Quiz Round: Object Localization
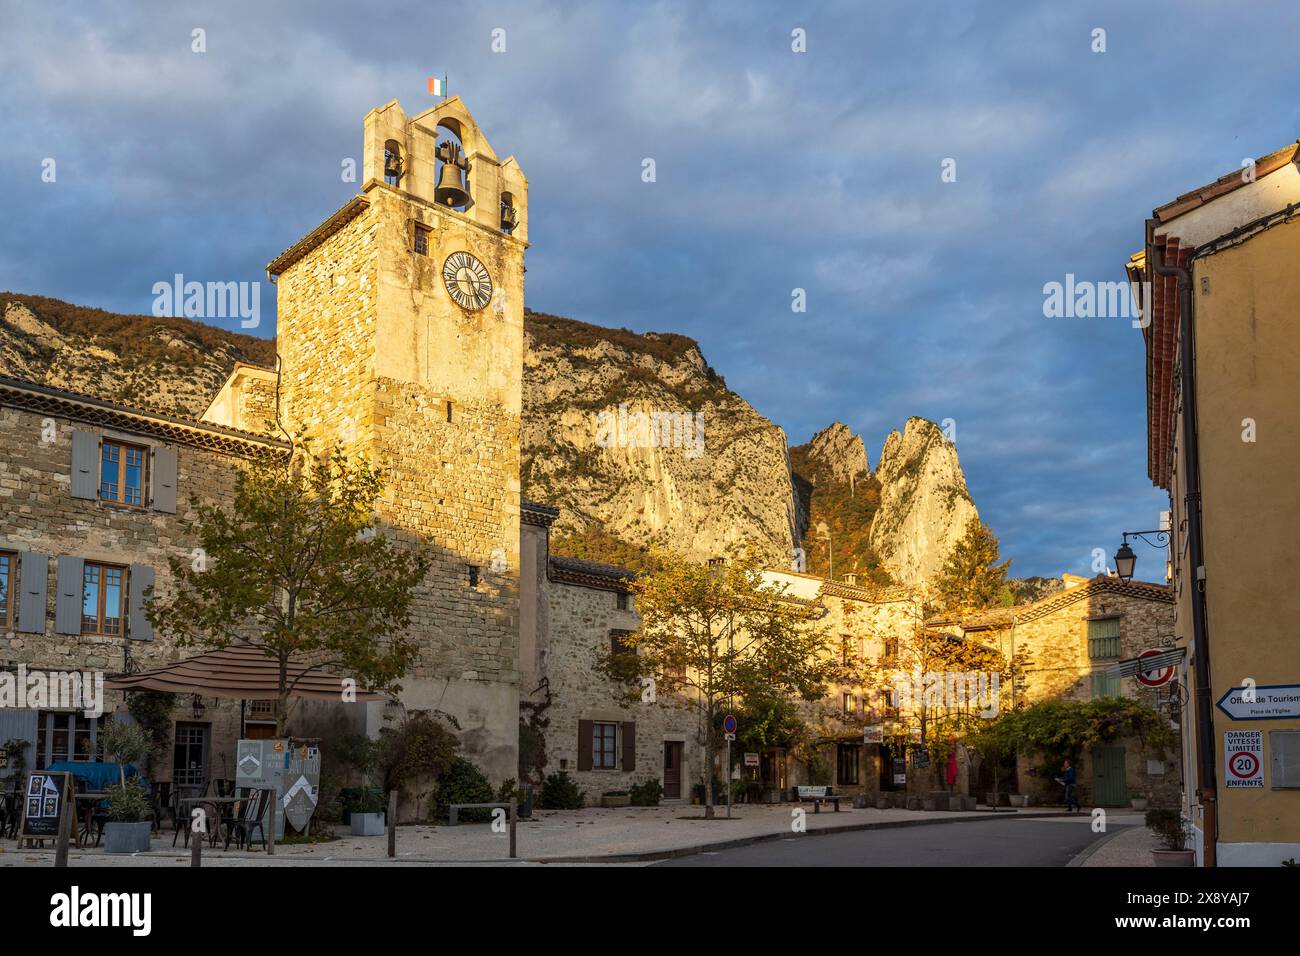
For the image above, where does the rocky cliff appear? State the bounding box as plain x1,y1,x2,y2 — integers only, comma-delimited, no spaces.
0,293,982,583
869,417,978,585
523,311,798,567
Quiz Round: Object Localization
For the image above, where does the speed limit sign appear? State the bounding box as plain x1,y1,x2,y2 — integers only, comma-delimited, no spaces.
1224,730,1264,788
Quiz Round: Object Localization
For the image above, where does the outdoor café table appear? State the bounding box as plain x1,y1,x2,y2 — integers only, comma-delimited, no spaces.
177,796,240,847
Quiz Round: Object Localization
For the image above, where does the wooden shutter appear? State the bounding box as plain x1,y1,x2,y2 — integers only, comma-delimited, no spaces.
621,721,636,771
16,552,48,633
577,719,594,771
0,710,38,780
128,565,155,641
151,446,178,513
54,555,84,635
70,431,100,500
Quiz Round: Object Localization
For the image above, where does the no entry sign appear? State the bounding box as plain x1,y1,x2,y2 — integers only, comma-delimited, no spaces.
1136,648,1174,687
1224,730,1264,788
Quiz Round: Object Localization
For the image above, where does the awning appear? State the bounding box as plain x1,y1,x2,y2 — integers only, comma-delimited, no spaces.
104,643,391,702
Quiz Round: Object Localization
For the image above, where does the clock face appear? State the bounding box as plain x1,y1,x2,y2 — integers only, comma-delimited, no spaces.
442,251,493,311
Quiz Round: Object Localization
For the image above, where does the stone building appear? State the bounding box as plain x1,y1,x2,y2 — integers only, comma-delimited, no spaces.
928,572,1181,807
1125,142,1300,865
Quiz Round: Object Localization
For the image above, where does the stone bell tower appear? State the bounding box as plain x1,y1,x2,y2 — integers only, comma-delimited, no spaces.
267,98,529,782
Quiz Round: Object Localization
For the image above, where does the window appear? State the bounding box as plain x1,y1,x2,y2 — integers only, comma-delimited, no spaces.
82,562,125,635
100,439,147,505
882,636,898,664
615,591,630,611
467,565,479,588
1088,617,1122,660
592,721,617,769
445,400,454,423
412,223,430,255
36,712,99,768
0,551,12,628
837,743,860,786
879,689,899,719
841,635,851,664
842,692,858,715
1091,670,1121,699
609,629,634,656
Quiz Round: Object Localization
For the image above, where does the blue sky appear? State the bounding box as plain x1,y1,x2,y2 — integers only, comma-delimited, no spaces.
3,0,1297,578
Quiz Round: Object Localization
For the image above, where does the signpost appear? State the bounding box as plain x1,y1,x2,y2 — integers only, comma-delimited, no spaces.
864,725,883,745
1224,730,1264,788
722,715,737,818
1216,684,1300,721
744,753,759,768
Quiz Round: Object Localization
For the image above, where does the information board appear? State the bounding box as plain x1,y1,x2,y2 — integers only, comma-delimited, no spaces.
19,771,72,840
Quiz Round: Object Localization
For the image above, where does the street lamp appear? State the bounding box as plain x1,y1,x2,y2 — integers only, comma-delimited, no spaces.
1113,530,1169,582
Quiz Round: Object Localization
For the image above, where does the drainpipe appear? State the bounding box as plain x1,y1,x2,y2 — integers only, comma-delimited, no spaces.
1149,231,1217,867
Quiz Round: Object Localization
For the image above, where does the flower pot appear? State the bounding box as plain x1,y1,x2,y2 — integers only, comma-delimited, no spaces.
1008,794,1029,808
1151,849,1195,867
947,795,964,811
875,794,891,810
601,794,631,808
103,820,152,854
350,812,386,836
1130,798,1148,811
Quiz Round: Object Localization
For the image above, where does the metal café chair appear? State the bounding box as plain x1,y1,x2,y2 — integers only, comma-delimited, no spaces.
171,784,202,847
225,788,270,852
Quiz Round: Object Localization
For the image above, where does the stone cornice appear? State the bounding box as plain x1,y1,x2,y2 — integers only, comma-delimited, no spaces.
266,195,371,278
0,376,289,460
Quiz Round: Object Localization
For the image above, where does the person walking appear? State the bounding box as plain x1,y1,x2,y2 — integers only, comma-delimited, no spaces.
1058,759,1079,812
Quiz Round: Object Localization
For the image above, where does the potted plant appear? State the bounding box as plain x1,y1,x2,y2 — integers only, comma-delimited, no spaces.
629,779,663,806
1130,791,1149,811
1146,808,1195,866
601,789,631,808
1007,793,1029,808
99,720,153,853
335,737,387,835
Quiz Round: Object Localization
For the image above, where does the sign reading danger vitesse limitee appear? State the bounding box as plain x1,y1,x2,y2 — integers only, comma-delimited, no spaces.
1224,730,1264,788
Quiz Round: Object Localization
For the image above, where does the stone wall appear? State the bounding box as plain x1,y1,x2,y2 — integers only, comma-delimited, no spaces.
0,402,255,783
533,572,700,803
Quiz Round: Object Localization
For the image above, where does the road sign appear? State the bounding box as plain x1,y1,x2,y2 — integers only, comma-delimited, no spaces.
722,714,737,734
724,732,736,742
744,753,759,767
1135,648,1174,687
1216,684,1300,721
864,725,884,745
1224,730,1263,788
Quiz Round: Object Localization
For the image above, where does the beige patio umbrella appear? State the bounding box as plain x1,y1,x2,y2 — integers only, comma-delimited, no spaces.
105,642,391,702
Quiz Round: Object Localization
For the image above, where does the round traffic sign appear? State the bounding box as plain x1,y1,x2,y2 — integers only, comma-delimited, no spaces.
1228,751,1259,779
722,714,737,734
1136,648,1174,687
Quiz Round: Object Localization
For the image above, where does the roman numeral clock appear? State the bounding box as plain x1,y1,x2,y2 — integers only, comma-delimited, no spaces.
443,251,493,310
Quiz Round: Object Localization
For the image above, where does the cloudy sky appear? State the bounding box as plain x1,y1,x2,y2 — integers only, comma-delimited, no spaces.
3,0,1296,578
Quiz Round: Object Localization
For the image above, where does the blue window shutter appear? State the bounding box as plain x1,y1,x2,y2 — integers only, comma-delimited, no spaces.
0,710,38,780
152,446,177,513
54,555,84,635
70,431,100,500
128,565,155,641
16,552,48,633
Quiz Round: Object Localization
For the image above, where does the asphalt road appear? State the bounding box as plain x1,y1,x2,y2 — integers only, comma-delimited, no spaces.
654,815,1131,867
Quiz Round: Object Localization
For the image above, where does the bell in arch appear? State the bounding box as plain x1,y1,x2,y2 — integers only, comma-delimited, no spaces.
435,140,471,208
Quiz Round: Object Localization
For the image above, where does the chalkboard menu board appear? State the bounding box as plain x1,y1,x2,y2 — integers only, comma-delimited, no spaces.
911,749,930,769
19,771,72,839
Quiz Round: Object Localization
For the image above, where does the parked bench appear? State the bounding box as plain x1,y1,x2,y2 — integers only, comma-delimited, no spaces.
793,785,842,813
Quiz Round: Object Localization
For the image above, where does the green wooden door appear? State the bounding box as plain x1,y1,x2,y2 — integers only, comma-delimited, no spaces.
1091,746,1127,806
